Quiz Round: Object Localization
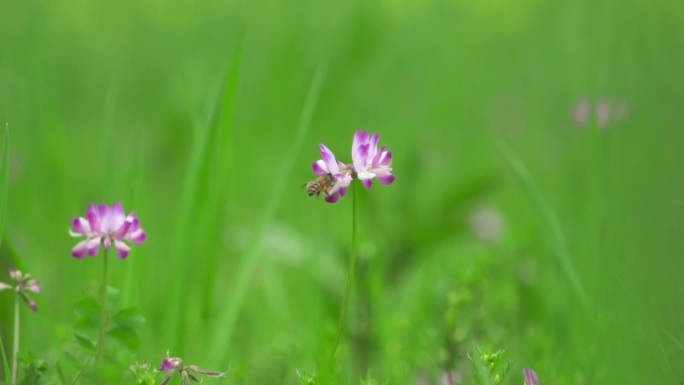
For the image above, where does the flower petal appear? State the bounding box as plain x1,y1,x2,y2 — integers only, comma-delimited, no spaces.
109,202,126,231
72,240,91,258
338,186,348,197
116,220,132,239
319,144,340,174
352,131,369,153
87,204,102,233
161,357,182,371
27,298,38,312
72,217,90,234
9,269,22,281
103,236,112,250
312,160,329,175
523,369,539,385
115,240,131,259
128,229,147,244
324,191,340,203
127,215,141,232
371,149,391,168
376,174,396,185
0,282,12,291
354,143,370,166
26,279,41,293
86,238,101,256
368,133,379,158
357,170,375,180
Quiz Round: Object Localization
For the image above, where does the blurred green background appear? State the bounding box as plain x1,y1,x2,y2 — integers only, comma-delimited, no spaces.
1,0,683,383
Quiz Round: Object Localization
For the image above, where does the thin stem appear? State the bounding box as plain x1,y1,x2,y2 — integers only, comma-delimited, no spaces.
332,181,358,357
11,294,19,384
98,248,109,364
70,354,95,385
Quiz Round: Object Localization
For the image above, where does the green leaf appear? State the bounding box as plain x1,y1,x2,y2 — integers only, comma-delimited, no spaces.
18,355,49,385
55,362,67,385
112,306,146,328
107,326,140,354
74,297,100,318
73,334,96,351
106,286,120,310
62,352,85,370
0,334,12,385
0,125,9,249
73,316,99,342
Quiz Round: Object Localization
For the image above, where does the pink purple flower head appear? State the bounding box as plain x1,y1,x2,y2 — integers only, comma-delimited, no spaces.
573,98,590,127
160,356,182,371
523,368,539,385
70,203,146,259
158,353,227,385
352,130,395,189
0,269,42,312
572,97,629,131
311,144,353,203
307,131,395,203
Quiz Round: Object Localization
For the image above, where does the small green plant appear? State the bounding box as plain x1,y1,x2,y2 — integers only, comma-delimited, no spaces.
17,352,52,385
296,369,319,385
359,372,388,385
468,348,511,385
65,288,145,383
125,361,156,385
0,269,42,384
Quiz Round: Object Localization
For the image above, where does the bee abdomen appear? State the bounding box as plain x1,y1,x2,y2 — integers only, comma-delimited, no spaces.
306,181,321,196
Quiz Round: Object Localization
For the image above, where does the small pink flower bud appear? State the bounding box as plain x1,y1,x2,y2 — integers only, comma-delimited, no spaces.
523,368,539,385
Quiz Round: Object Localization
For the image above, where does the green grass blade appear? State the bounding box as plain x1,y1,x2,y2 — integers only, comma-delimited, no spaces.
469,345,492,385
0,125,9,249
206,63,326,364
662,327,684,353
0,334,12,385
101,77,119,201
198,35,243,316
500,145,588,309
165,39,244,350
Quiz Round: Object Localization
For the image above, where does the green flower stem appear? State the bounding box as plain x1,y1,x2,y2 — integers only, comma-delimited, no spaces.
11,293,19,384
98,248,109,364
332,181,358,357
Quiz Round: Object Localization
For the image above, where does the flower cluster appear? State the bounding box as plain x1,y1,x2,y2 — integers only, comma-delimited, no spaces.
573,97,628,131
0,269,42,312
158,354,227,385
69,203,146,259
307,131,395,203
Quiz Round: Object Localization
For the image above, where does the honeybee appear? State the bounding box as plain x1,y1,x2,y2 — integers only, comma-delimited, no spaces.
305,173,336,197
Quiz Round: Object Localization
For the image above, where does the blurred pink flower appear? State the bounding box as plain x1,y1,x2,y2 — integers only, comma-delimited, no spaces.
573,97,629,131
0,269,42,312
70,203,146,259
351,130,395,189
573,98,590,127
158,352,226,385
523,368,539,385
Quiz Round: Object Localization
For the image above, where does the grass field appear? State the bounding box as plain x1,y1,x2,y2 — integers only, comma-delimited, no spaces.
0,1,683,384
